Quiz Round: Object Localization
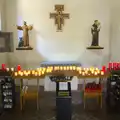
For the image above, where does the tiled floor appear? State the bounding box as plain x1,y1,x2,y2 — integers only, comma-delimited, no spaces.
0,89,120,120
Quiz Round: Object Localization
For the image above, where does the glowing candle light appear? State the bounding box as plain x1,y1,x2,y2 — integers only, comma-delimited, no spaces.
95,68,99,71
25,73,28,76
15,72,18,76
54,66,57,71
94,72,98,75
37,68,40,71
28,70,30,74
35,72,38,76
32,70,35,74
90,67,92,71
97,70,100,74
50,66,53,70
82,72,85,76
79,71,82,74
39,68,42,71
23,70,26,75
60,66,63,70
101,71,104,75
91,67,95,71
86,68,89,71
42,71,44,74
46,68,49,73
21,72,23,76
85,70,88,74
42,68,45,72
63,66,66,70
70,66,72,70
91,70,94,74
18,71,21,75
38,72,41,76
11,68,14,71
73,66,76,70
6,68,9,71
77,67,81,71
83,68,86,70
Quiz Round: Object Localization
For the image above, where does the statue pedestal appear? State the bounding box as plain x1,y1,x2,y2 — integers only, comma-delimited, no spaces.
87,46,104,49
16,47,33,50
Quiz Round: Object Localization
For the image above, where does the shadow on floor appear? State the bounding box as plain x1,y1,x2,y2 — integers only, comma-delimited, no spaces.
0,90,120,120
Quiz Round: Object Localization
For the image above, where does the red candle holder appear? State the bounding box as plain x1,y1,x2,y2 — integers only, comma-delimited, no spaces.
1,64,6,70
102,66,106,73
17,65,21,71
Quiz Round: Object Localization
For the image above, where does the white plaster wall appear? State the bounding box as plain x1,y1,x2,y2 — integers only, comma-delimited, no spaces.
109,0,120,62
0,0,9,66
5,0,110,90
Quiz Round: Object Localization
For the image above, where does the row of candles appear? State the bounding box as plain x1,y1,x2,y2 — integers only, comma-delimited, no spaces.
1,64,105,76
13,66,105,77
1,62,120,72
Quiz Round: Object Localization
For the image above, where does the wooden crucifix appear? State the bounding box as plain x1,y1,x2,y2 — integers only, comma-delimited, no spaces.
50,5,70,31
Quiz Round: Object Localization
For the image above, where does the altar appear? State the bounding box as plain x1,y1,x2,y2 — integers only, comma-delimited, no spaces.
40,61,81,91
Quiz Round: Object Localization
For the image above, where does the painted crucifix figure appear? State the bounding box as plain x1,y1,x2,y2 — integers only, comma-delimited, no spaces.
17,21,33,47
50,5,70,31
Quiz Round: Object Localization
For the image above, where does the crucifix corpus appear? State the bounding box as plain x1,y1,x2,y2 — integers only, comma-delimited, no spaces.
50,5,70,31
16,21,33,50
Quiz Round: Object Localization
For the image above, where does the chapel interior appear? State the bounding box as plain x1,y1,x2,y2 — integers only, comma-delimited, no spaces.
0,0,120,120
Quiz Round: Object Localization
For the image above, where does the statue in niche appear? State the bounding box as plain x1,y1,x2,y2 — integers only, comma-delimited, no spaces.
16,21,33,50
87,20,104,49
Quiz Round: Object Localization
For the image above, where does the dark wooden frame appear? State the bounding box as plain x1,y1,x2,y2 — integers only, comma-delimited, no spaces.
0,32,13,52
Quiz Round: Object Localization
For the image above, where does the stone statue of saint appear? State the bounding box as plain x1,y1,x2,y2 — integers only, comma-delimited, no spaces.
17,21,33,47
91,20,101,46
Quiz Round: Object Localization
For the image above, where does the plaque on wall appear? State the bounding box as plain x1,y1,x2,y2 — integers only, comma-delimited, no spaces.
0,32,14,52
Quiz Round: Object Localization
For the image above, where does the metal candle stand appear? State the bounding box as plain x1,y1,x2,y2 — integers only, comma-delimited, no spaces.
0,63,110,120
106,70,120,110
0,70,15,112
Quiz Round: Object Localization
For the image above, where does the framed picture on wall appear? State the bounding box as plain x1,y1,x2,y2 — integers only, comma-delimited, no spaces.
0,32,13,52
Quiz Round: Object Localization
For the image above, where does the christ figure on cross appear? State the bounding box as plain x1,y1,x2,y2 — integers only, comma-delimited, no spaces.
17,21,33,47
50,5,70,31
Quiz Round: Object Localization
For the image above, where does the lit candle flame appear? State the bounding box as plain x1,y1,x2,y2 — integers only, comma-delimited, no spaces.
6,68,9,71
32,70,35,74
70,66,72,70
21,72,23,76
11,68,14,71
15,72,17,76
67,66,69,70
63,66,66,70
101,71,104,75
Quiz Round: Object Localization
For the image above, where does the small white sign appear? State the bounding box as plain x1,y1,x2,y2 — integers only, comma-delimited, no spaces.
59,82,68,90
111,82,116,85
